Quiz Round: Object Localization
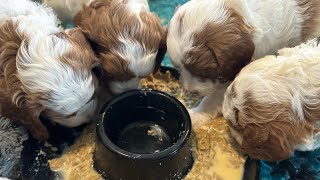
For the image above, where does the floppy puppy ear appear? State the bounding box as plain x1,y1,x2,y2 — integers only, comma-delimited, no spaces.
0,20,49,141
185,9,255,82
24,105,49,141
1,96,49,140
72,2,110,46
184,43,220,80
73,0,110,27
234,91,316,161
100,53,134,81
72,5,93,28
153,29,167,74
240,122,295,161
210,32,254,81
239,119,314,161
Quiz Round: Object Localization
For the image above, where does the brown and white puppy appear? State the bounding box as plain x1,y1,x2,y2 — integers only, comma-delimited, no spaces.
222,37,320,161
73,0,167,94
0,0,99,140
167,0,320,126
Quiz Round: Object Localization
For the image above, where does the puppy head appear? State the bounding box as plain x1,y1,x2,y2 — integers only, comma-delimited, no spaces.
167,0,254,96
16,28,100,127
222,76,314,161
73,0,167,94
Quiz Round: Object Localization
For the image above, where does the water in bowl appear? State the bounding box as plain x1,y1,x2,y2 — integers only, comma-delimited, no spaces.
118,121,172,154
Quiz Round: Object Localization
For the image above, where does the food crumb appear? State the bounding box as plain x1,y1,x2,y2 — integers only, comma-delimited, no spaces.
147,129,155,136
51,147,58,152
38,149,46,156
44,141,53,148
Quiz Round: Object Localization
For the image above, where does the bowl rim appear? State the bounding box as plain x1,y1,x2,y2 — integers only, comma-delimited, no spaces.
96,89,192,160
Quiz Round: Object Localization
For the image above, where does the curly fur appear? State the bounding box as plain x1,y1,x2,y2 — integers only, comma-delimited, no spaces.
0,0,99,140
167,0,320,123
73,0,167,94
222,37,320,161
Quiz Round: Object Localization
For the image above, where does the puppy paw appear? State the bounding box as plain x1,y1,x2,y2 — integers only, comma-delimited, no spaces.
188,111,213,129
189,106,221,119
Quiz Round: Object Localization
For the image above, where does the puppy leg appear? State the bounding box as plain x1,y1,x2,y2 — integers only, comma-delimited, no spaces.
188,87,226,128
188,110,212,129
191,86,226,117
191,95,222,117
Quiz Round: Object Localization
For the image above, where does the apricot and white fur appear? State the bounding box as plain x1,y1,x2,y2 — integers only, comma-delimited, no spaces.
0,0,99,140
167,0,320,127
222,37,320,161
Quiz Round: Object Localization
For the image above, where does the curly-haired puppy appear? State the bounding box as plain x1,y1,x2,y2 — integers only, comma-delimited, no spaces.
73,0,167,94
167,0,320,126
222,37,320,161
0,0,99,140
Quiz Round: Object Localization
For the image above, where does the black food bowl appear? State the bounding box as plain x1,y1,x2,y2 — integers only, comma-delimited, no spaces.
94,89,194,180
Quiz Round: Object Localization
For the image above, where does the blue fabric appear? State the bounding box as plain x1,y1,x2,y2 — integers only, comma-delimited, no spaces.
260,149,320,180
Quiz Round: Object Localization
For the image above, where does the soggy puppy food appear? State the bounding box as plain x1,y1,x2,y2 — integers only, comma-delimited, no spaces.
140,71,202,108
48,70,246,180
